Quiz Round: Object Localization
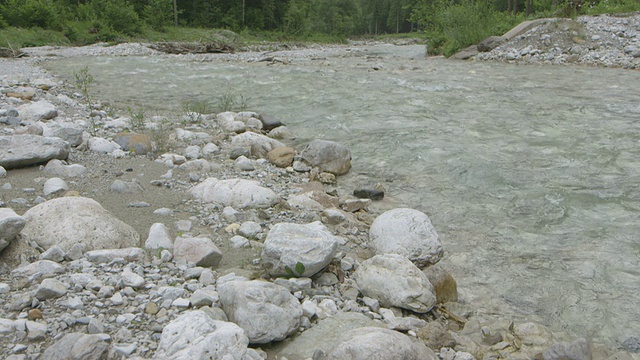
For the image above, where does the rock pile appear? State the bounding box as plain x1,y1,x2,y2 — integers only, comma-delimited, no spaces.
0,49,636,360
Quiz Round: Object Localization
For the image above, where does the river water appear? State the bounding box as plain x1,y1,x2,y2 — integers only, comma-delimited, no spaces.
44,44,640,348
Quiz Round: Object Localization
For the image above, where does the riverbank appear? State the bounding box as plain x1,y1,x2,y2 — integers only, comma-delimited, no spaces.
1,40,639,360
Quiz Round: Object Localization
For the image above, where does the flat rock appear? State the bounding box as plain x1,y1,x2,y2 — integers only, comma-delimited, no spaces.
85,247,146,264
156,310,255,360
0,135,69,169
369,208,443,268
189,177,280,209
218,280,303,344
173,236,222,268
11,260,65,280
327,327,437,360
21,197,140,252
40,332,110,360
354,254,436,313
299,139,351,175
262,221,341,277
0,207,26,253
35,278,67,300
18,100,58,121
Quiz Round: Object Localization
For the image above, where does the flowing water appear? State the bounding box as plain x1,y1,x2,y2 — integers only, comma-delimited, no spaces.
44,45,640,348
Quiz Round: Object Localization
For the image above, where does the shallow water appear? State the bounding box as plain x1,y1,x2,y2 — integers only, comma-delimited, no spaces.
44,45,640,347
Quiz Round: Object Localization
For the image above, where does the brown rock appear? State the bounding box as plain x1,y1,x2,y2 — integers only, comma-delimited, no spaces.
417,321,456,351
423,263,458,303
267,146,295,167
114,132,153,155
28,308,43,320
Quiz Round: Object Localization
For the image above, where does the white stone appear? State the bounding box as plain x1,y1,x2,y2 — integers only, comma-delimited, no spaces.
40,245,65,262
18,100,57,121
156,310,254,359
21,197,140,252
145,223,174,251
0,135,70,170
229,235,250,248
189,177,280,209
0,166,5,177
0,283,9,294
299,139,352,175
173,237,222,268
184,145,201,159
262,221,341,277
85,247,146,264
369,208,443,267
26,321,47,341
201,143,220,156
43,159,86,178
88,137,121,154
121,267,145,289
238,221,261,239
230,132,285,154
0,207,26,252
354,254,436,313
218,280,303,344
43,177,69,196
190,287,219,307
11,260,64,280
327,327,437,360
40,332,110,359
35,278,68,300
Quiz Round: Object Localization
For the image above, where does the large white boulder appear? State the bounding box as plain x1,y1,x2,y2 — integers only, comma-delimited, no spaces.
21,197,140,252
369,208,443,267
262,221,341,277
0,208,26,253
354,254,436,313
0,135,69,169
327,327,437,360
299,139,351,175
156,310,259,360
189,177,280,209
218,280,303,344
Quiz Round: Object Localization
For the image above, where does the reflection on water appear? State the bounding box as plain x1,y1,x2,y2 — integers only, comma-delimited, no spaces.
44,46,640,346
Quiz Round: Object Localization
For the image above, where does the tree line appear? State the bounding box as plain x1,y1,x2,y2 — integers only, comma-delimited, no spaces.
0,0,637,55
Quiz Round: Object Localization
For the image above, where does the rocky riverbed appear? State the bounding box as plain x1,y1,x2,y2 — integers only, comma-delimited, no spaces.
1,16,640,360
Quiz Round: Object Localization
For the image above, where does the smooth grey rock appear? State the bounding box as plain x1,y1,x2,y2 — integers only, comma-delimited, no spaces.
369,208,443,268
26,320,47,340
238,221,261,239
44,159,86,178
229,235,250,248
87,137,120,154
43,177,69,196
190,286,218,307
35,278,68,300
184,145,201,159
21,197,140,252
49,126,84,147
87,318,104,334
11,260,64,280
40,245,65,262
262,221,341,277
299,139,351,175
40,332,109,360
230,132,285,154
0,135,69,169
145,223,174,251
189,177,280,209
234,155,255,171
0,207,25,253
85,248,146,264
109,179,144,194
258,113,284,131
327,327,437,360
121,267,145,289
18,100,57,121
173,237,222,268
218,280,303,344
216,112,246,133
201,143,219,156
354,254,436,313
156,310,254,360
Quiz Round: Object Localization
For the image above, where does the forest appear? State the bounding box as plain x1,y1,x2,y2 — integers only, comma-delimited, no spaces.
0,0,638,56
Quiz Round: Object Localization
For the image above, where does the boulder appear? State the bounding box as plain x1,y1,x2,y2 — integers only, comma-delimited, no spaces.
0,208,26,253
40,332,110,360
262,221,341,277
189,177,280,209
299,139,351,175
477,36,508,52
87,137,120,154
43,159,86,178
43,177,69,196
218,280,303,344
21,197,140,252
423,263,458,303
145,223,174,251
258,113,284,131
48,126,84,147
230,132,285,154
18,101,58,121
327,327,437,360
114,132,153,155
267,146,296,168
35,278,68,300
173,236,222,268
216,112,246,133
369,208,443,268
354,254,436,313
156,310,257,360
0,135,69,169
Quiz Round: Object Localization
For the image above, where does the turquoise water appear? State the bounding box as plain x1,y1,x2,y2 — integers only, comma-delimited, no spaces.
45,46,640,347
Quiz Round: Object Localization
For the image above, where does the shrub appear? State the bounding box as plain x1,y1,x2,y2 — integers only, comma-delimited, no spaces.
0,0,61,30
143,0,174,32
0,13,7,29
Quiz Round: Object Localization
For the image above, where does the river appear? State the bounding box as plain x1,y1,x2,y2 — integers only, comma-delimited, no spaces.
44,44,640,348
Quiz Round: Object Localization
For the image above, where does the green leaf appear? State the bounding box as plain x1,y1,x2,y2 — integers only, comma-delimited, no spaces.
295,262,306,276
284,266,294,277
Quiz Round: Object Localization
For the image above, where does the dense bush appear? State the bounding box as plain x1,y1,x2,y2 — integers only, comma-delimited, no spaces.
143,0,174,32
0,0,61,30
0,13,7,29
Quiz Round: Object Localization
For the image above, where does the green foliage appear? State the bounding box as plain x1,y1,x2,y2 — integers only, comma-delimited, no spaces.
284,262,306,277
586,0,640,14
143,0,174,32
0,13,7,29
0,0,62,30
73,66,96,134
128,107,146,131
181,100,209,123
